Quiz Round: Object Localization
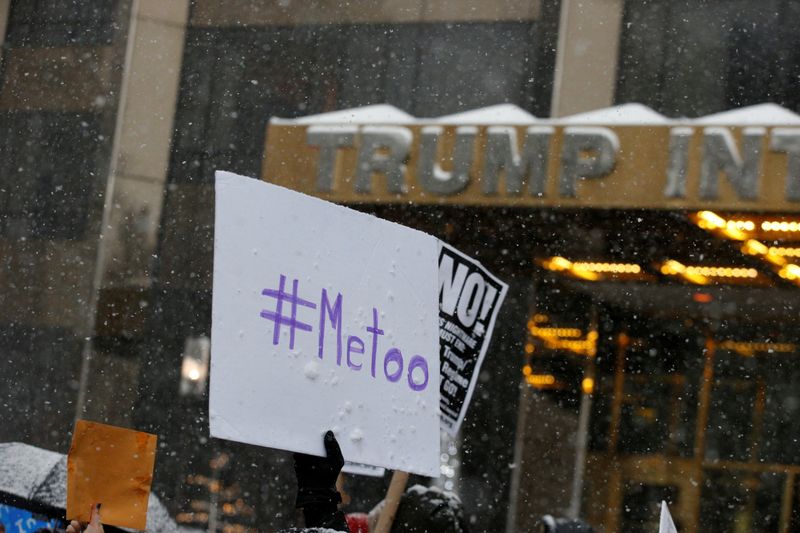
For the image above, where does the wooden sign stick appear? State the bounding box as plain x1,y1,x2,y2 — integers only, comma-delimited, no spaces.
336,472,351,506
373,470,410,533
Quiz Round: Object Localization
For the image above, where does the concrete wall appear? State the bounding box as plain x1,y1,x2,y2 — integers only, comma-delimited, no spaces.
191,0,541,26
550,0,622,117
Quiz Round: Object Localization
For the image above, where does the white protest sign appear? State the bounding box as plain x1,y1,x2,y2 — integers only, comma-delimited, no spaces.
438,242,508,436
210,171,440,476
659,501,678,533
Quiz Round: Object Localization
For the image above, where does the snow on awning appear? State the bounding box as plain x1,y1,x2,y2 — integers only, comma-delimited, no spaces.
275,104,415,125
691,103,800,125
430,103,537,124
279,102,800,126
558,103,670,125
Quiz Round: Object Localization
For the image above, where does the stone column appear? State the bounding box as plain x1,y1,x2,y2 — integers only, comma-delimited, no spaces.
76,0,191,423
0,0,9,59
550,0,624,117
101,0,192,291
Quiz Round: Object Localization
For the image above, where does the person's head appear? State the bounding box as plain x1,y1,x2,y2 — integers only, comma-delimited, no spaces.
538,515,594,533
391,485,468,533
0,522,6,533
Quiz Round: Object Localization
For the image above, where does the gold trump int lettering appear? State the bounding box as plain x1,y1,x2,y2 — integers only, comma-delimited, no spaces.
263,122,800,212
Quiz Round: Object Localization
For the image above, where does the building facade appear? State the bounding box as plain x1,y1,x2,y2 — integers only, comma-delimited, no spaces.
3,0,800,531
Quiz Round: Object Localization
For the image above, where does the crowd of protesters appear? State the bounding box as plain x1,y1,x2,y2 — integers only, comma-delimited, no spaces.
2,430,592,533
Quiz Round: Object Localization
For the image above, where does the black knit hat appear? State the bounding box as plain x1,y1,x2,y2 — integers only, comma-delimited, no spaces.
391,485,469,533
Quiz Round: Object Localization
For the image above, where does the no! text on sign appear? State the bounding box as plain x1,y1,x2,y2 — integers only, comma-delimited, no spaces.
210,171,440,476
438,242,508,436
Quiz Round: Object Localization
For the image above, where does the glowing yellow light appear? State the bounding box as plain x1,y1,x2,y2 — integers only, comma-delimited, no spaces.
662,261,760,283
726,219,757,232
582,377,595,395
547,338,596,356
742,239,768,255
572,261,642,274
742,239,787,266
541,257,643,281
524,343,535,354
695,211,750,240
547,256,572,271
761,219,800,233
697,211,727,229
522,364,532,376
527,373,557,388
684,266,758,279
530,326,584,338
528,325,597,357
722,224,747,241
769,247,800,258
686,274,709,286
660,260,709,285
661,259,685,275
718,340,796,357
779,264,800,280
570,268,600,281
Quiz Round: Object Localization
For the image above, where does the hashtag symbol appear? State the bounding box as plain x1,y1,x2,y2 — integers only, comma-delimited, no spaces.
260,274,317,349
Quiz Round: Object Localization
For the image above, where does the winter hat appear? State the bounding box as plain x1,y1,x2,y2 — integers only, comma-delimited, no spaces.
390,484,469,533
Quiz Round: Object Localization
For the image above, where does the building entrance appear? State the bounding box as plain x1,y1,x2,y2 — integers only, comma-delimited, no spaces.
514,210,800,533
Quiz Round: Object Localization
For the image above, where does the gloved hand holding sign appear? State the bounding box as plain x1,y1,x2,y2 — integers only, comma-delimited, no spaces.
294,430,348,531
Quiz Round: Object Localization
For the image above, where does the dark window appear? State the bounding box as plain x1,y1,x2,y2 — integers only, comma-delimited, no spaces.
169,21,549,184
616,0,800,117
0,111,100,239
6,0,120,47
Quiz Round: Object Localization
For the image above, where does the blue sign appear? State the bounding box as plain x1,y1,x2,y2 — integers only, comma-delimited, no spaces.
0,503,65,533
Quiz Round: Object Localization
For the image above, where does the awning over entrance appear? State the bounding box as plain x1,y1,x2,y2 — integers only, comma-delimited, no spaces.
263,102,800,212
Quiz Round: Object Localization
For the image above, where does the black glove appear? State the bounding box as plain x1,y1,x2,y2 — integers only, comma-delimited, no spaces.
294,430,348,531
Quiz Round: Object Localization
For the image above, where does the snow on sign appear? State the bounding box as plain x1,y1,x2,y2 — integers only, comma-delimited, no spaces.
438,242,508,436
210,171,440,476
342,461,386,477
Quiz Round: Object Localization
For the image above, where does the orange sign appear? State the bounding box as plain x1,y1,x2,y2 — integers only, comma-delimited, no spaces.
67,420,157,530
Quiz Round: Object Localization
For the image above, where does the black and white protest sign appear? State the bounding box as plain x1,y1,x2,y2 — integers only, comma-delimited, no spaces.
438,242,508,436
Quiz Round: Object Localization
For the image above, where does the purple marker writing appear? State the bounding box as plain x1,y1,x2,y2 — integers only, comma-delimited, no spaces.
260,274,430,392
